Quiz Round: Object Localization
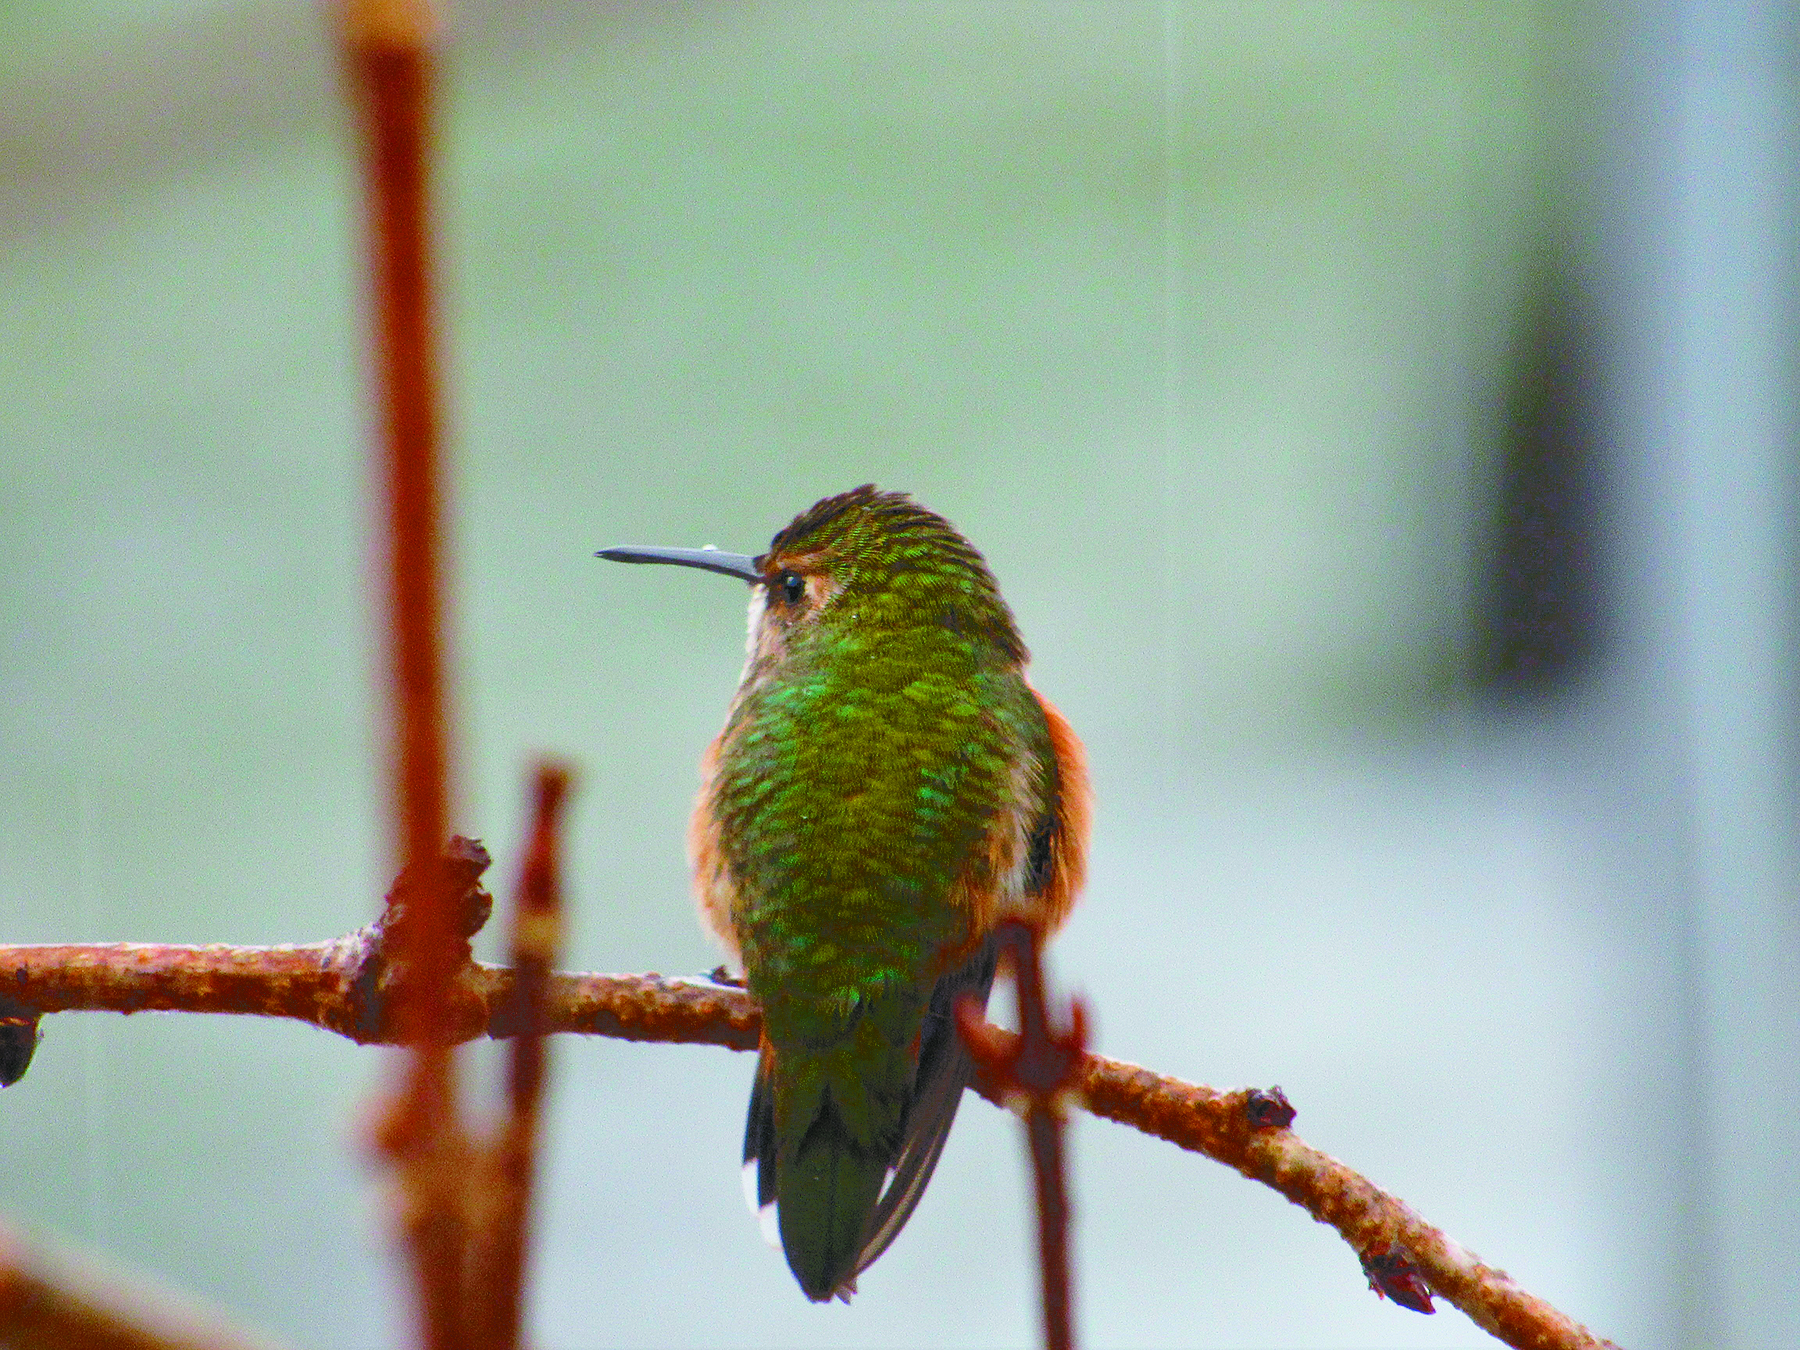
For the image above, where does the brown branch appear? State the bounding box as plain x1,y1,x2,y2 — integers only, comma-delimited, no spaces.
342,0,465,1343
0,929,1616,1350
0,938,758,1053
1076,1062,1621,1350
345,0,454,1047
956,920,1086,1350
467,765,572,1350
0,1220,291,1350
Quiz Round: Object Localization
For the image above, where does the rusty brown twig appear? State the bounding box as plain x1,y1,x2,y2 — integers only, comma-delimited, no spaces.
955,920,1086,1350
0,1220,291,1350
467,765,572,1350
0,938,760,1049
0,884,1616,1350
345,0,452,1043
0,872,758,1052
1076,1063,1620,1350
343,0,466,1344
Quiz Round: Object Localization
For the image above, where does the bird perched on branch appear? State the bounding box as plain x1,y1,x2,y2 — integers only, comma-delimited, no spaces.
600,485,1089,1301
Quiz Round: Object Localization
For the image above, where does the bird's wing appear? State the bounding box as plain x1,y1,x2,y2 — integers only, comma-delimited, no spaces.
851,930,1001,1278
854,684,1089,1278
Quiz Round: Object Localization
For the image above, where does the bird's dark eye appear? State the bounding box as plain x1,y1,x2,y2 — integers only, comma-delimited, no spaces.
778,570,805,605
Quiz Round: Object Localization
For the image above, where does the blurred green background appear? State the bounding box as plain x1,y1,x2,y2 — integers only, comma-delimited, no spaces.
3,3,1795,1348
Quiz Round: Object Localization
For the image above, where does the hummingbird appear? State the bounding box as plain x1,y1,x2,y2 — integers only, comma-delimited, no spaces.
599,484,1089,1302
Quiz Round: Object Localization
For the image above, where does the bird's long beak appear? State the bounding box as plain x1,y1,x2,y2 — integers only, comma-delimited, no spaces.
595,544,763,583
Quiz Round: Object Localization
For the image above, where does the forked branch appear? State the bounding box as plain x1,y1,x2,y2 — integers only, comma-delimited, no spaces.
0,844,1617,1350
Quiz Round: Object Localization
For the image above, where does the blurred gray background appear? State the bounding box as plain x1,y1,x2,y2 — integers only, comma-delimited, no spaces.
3,2,1795,1347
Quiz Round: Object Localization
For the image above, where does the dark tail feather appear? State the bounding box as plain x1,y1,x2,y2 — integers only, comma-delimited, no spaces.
776,1105,890,1301
742,1046,778,1226
748,1045,890,1298
740,937,1001,1300
852,932,1001,1279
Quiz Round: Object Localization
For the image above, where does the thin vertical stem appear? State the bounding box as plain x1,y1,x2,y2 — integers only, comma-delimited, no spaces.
1025,1108,1073,1350
342,3,463,1348
471,765,573,1350
1001,922,1076,1350
960,920,1082,1350
348,9,451,1022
